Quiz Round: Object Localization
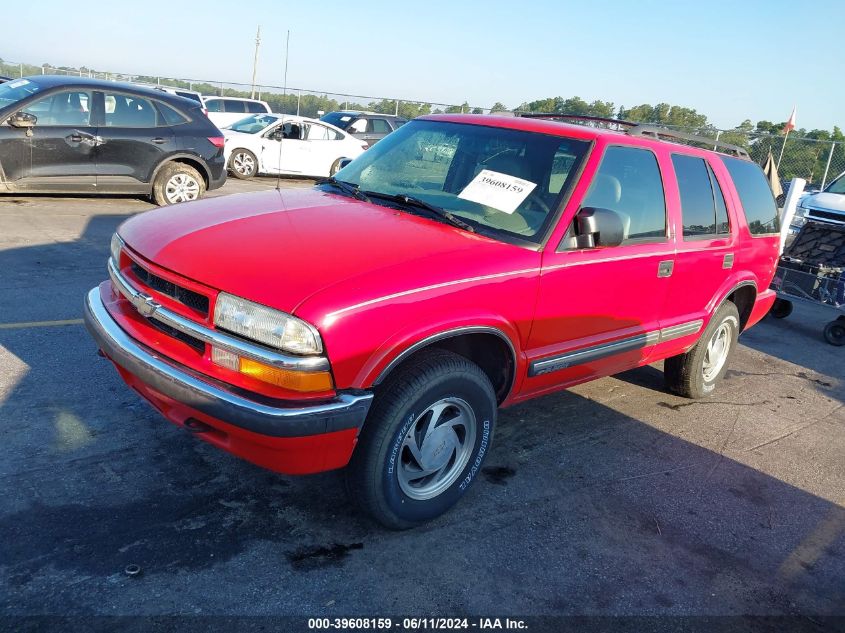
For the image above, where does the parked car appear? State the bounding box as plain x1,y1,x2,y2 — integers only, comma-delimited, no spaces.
85,114,780,529
152,86,203,106
223,113,367,179
0,76,226,205
202,96,271,129
788,170,845,237
0,75,12,84
320,110,407,147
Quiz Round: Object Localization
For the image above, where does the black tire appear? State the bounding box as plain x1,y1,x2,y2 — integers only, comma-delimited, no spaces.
228,149,258,180
346,349,497,530
665,302,740,399
769,298,793,319
823,319,845,346
329,157,344,176
151,162,206,206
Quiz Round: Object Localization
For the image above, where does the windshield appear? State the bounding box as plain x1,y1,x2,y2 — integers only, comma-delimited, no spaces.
333,119,590,242
228,113,280,133
320,112,354,129
825,172,845,195
0,78,42,110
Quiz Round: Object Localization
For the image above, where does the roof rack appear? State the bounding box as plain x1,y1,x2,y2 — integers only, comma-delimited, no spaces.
517,113,750,159
628,125,750,159
518,113,636,132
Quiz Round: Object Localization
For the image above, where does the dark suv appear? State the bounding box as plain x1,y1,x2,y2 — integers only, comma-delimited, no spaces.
0,76,226,205
320,110,407,148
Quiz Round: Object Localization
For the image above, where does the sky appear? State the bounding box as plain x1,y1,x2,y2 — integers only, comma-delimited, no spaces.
3,0,841,131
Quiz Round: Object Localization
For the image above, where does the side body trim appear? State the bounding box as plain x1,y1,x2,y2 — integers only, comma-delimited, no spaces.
528,319,703,377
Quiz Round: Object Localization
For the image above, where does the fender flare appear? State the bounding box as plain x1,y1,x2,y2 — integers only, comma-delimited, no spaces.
364,324,522,402
149,153,212,187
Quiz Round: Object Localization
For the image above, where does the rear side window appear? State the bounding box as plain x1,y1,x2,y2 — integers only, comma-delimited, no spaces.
157,102,188,126
369,118,391,134
708,163,730,234
673,154,716,238
103,92,158,128
581,146,667,243
223,100,247,114
722,156,779,235
246,101,268,113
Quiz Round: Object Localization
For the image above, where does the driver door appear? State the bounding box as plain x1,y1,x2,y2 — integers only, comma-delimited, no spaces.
10,89,98,190
522,144,675,396
260,121,308,174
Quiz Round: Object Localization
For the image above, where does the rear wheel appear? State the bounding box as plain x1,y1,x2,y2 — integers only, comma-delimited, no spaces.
229,149,257,179
152,163,205,206
346,349,496,529
769,298,793,319
665,302,740,399
329,157,344,176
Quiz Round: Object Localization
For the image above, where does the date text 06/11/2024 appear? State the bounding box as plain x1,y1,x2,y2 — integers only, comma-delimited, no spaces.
307,617,528,630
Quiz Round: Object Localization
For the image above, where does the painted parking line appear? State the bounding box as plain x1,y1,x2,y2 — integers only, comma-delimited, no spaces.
0,319,84,330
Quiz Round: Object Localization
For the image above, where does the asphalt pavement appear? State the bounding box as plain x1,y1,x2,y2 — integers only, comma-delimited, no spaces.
0,178,842,624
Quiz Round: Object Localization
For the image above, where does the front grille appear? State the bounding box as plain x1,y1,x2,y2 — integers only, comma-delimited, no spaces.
148,318,205,353
131,263,210,316
807,208,845,225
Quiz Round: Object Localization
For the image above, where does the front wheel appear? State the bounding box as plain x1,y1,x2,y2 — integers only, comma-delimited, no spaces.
229,149,257,179
665,302,740,399
823,318,845,346
346,349,497,529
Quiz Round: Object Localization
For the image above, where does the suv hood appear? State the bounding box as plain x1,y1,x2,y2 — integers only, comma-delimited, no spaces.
119,188,531,319
803,191,845,213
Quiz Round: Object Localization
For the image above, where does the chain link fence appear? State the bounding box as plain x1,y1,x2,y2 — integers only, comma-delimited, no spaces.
2,58,842,189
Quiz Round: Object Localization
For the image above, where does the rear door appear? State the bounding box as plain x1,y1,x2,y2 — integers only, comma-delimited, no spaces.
15,88,98,191
656,153,738,358
523,144,675,395
94,90,174,191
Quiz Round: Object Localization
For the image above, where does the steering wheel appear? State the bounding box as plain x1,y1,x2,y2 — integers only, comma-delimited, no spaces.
523,191,552,216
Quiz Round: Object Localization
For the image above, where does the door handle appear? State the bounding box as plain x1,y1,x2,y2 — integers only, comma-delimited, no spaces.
151,137,168,145
657,260,674,278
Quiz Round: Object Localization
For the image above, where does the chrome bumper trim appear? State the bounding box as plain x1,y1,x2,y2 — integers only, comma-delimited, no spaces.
85,287,372,438
108,258,329,373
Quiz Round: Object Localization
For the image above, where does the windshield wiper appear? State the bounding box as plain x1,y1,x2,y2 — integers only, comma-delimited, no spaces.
316,177,371,202
364,191,475,233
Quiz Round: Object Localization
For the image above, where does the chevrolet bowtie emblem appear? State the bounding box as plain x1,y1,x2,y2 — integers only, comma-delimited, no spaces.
132,292,160,318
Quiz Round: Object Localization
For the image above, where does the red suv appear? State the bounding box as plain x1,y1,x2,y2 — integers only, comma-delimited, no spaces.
85,114,780,528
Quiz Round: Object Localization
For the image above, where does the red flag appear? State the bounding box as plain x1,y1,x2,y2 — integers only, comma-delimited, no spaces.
782,106,796,134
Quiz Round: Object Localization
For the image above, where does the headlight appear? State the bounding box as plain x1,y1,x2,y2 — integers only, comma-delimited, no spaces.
110,233,124,265
213,292,323,355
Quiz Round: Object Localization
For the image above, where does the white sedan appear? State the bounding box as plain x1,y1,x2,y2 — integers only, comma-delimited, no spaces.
222,114,367,179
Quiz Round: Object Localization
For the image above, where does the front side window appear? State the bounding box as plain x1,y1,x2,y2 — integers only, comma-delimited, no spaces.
722,156,779,235
333,120,589,243
103,92,157,127
580,145,666,243
23,90,92,126
204,99,222,112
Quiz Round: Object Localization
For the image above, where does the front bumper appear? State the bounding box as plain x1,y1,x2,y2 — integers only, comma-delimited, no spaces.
84,285,373,471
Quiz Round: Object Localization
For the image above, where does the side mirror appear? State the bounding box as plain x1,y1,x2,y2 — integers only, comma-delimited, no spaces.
8,111,36,128
571,206,625,248
337,158,353,171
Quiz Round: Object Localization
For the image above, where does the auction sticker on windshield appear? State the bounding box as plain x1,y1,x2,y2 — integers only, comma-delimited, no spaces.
458,169,537,214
